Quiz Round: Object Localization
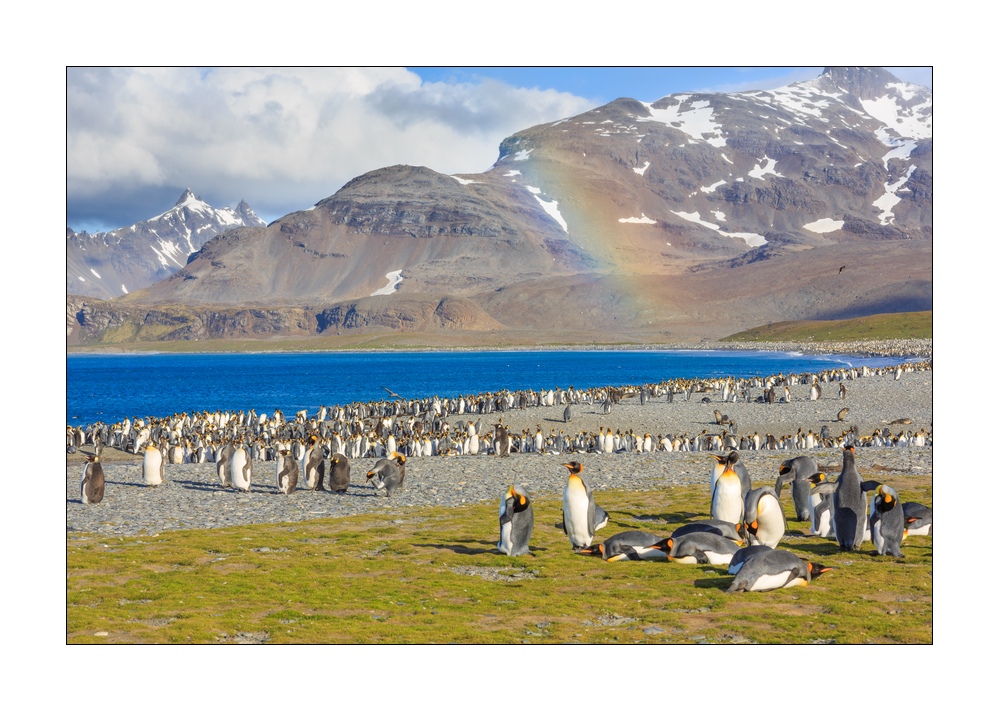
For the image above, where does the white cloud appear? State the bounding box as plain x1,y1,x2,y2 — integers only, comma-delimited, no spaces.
67,68,593,228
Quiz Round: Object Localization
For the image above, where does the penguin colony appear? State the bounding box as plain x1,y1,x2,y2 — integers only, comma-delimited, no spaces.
69,360,932,506
69,361,931,601
492,444,927,594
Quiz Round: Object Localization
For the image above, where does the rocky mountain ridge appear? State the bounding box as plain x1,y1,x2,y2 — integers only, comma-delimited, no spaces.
68,67,931,345
67,189,266,299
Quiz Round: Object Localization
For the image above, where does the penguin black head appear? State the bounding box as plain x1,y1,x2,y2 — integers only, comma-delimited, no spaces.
778,463,791,475
576,543,604,557
649,538,673,552
564,461,583,475
806,561,834,581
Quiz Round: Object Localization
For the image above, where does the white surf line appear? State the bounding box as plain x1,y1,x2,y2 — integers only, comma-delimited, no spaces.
371,270,403,296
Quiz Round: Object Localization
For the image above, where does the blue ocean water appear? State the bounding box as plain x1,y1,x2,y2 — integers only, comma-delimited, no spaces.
66,349,911,427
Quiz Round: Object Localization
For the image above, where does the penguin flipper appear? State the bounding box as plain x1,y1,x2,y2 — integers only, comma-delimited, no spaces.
593,505,610,532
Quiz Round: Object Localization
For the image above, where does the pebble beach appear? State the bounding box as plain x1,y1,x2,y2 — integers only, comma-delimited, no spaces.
67,353,932,539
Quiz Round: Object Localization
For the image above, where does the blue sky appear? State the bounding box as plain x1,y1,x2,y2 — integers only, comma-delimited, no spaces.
412,67,931,105
67,67,932,232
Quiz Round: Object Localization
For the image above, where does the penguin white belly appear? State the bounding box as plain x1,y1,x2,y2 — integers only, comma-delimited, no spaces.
143,449,163,486
80,464,91,504
498,520,513,555
563,487,593,547
871,519,885,554
231,449,251,491
756,500,785,548
907,523,932,536
669,555,701,565
711,478,743,524
275,454,284,489
748,572,797,592
703,550,735,566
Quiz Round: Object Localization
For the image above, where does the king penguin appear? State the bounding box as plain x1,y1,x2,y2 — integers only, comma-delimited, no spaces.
650,531,741,565
807,473,837,538
231,438,252,492
743,486,786,548
497,484,534,556
775,456,818,522
710,453,747,526
81,447,105,505
870,483,905,557
671,519,744,544
366,453,406,496
215,440,233,488
576,530,665,561
727,544,773,575
276,449,298,494
329,453,351,494
902,502,933,537
833,445,867,551
303,435,324,491
561,461,609,550
142,441,165,487
727,549,833,593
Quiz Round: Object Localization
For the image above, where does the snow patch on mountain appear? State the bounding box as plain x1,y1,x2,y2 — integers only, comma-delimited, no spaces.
803,218,844,233
672,210,767,247
638,96,726,147
371,270,403,296
619,214,656,224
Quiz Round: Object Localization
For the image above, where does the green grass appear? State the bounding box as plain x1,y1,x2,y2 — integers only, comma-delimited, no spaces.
721,311,931,342
67,476,932,644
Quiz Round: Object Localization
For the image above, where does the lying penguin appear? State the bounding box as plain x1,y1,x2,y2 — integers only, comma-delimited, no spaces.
649,532,741,565
727,549,833,592
576,530,666,562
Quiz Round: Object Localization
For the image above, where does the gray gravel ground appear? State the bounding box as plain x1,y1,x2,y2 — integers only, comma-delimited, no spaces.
67,365,931,539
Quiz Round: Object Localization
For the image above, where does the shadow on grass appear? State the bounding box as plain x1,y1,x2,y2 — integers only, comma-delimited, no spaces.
693,577,732,591
414,540,550,555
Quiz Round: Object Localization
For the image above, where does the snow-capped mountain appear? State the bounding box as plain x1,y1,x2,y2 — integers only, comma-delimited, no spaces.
70,68,932,345
67,189,266,299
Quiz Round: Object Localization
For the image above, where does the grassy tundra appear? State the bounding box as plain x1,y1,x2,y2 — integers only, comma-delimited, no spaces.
67,474,932,644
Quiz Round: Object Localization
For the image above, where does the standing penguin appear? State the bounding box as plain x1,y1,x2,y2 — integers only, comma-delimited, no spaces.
142,441,165,487
870,484,905,557
807,473,837,538
328,453,351,494
833,445,867,551
81,448,105,505
727,549,833,593
276,449,298,495
497,484,534,556
303,435,324,491
775,456,818,522
710,451,752,500
743,486,786,548
231,439,253,492
710,453,747,526
561,461,609,550
495,424,511,458
215,440,234,488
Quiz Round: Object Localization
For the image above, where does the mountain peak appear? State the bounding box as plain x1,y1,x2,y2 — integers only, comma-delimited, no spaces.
175,188,199,206
818,67,906,99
